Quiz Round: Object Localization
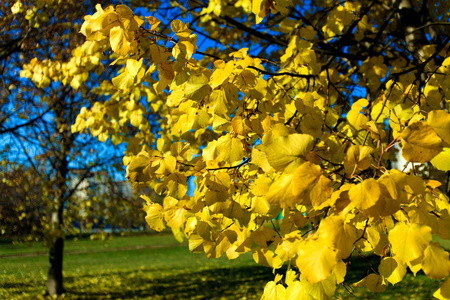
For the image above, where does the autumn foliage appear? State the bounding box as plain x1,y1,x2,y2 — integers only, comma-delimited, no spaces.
20,0,450,298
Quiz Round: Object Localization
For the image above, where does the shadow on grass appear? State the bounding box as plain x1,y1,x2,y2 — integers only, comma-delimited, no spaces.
64,265,275,299
0,282,35,289
65,255,440,299
1,253,441,299
62,255,396,299
338,254,442,300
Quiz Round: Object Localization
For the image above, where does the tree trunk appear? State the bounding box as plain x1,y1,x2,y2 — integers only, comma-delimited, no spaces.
47,235,64,295
46,180,66,296
46,132,69,296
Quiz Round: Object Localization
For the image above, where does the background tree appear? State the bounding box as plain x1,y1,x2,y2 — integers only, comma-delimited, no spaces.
70,0,450,298
0,0,147,296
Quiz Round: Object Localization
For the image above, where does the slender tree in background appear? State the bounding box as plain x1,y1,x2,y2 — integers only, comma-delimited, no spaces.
0,0,146,296
12,0,450,298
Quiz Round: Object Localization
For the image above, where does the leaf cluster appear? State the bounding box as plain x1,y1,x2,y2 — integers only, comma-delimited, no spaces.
67,0,450,298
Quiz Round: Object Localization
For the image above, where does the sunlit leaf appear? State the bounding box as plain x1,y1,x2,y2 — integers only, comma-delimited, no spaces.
428,110,450,145
348,179,383,217
389,223,432,263
431,148,450,171
434,277,450,300
265,134,314,173
296,239,338,284
144,202,165,232
378,257,406,285
261,281,286,300
422,242,450,280
401,122,443,163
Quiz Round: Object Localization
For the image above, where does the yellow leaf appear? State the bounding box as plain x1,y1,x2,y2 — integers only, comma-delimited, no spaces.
401,122,443,163
422,242,450,280
346,99,369,130
354,273,386,293
386,170,425,204
285,269,298,286
310,175,334,209
407,257,423,276
205,172,230,192
205,190,229,205
204,231,234,259
144,202,166,232
126,58,142,77
348,179,383,218
11,1,24,14
166,88,184,107
333,260,347,284
261,281,286,300
188,234,204,253
171,19,190,34
251,196,271,214
116,4,133,19
344,145,373,175
300,25,317,40
251,227,277,247
158,62,174,81
231,115,251,137
266,173,294,207
251,175,272,197
317,216,357,259
162,155,178,174
164,202,187,228
227,226,252,258
252,0,266,24
212,200,250,226
251,146,275,174
431,148,450,171
362,226,389,256
203,134,244,165
184,73,211,101
388,223,432,263
346,110,368,131
150,44,169,64
173,41,195,60
126,151,153,184
434,277,450,300
378,257,406,285
370,102,390,123
210,60,235,89
171,226,185,243
164,173,188,199
300,274,337,300
84,6,117,39
376,189,400,217
112,69,134,91
266,134,314,173
292,161,322,198
110,26,134,57
145,16,161,31
253,247,274,268
296,239,338,284
300,109,323,139
130,109,144,127
438,210,450,240
285,281,307,300
428,110,450,145
209,89,229,115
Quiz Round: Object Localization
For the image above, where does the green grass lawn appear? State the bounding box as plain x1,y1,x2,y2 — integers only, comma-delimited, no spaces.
0,233,445,299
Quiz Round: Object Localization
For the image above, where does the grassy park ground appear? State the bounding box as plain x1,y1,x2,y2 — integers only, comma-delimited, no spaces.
0,233,445,299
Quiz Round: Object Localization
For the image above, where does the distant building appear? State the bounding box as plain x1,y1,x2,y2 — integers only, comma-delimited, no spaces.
69,171,151,233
